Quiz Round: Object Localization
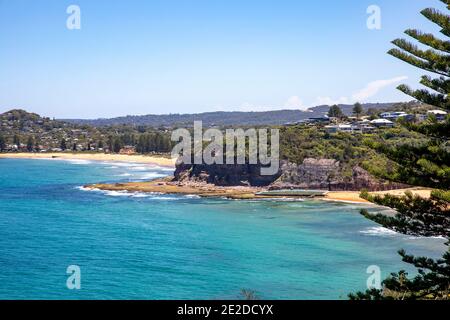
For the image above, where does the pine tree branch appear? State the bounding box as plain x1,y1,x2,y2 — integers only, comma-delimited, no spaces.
421,8,450,37
406,119,450,139
405,29,450,53
360,191,450,238
388,49,449,76
440,0,450,11
397,84,449,110
420,75,450,95
392,38,450,74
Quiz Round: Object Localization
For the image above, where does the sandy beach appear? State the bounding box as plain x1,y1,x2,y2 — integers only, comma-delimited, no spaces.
0,152,176,167
325,188,433,203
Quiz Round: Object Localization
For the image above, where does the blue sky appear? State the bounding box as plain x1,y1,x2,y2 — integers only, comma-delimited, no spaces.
0,0,443,118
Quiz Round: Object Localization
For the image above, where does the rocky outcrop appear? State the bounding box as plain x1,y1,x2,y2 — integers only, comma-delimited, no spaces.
272,159,340,189
174,162,281,187
270,158,408,191
173,158,409,191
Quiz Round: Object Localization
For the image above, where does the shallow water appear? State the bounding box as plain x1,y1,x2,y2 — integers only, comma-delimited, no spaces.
0,158,445,299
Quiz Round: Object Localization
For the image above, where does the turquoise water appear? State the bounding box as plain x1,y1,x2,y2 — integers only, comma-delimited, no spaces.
0,158,446,299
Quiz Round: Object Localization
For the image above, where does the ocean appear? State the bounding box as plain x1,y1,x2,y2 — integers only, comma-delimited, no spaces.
0,158,445,299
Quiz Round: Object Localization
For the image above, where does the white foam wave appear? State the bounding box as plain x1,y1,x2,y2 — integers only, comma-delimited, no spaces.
359,226,398,237
117,173,132,177
64,159,93,165
100,161,173,171
42,158,93,165
148,166,174,172
75,186,94,191
407,235,447,240
134,172,167,180
76,186,182,200
128,166,148,171
183,194,201,199
100,161,141,167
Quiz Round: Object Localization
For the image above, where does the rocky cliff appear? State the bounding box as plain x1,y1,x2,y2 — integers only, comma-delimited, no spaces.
270,158,407,191
173,158,408,191
174,162,280,187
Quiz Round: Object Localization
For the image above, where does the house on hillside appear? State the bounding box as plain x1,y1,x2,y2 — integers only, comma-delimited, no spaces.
370,119,394,128
325,123,376,134
380,111,414,121
300,116,331,125
325,124,353,133
427,109,447,121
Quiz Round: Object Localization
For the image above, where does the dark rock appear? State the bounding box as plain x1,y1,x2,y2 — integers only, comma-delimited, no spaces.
173,158,409,191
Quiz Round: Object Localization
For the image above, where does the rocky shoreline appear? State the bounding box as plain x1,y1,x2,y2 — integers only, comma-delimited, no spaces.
85,178,432,203
87,178,270,200
86,178,369,202
84,157,416,203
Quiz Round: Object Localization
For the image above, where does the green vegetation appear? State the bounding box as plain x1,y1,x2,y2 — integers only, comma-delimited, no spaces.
350,0,449,300
0,134,5,151
327,105,345,119
278,124,423,180
0,109,172,154
60,138,67,151
136,132,172,153
353,102,363,119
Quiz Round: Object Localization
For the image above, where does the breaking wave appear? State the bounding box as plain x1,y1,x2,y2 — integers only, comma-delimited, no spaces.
359,226,398,237
75,186,200,201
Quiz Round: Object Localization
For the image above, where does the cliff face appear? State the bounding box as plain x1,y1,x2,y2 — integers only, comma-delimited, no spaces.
271,159,407,191
173,158,408,191
174,162,281,187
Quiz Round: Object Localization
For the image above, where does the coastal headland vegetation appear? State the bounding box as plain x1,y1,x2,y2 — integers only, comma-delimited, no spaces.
349,0,449,300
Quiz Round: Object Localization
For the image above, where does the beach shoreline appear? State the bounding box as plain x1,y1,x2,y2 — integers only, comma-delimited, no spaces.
85,178,432,203
0,152,176,167
3,153,432,203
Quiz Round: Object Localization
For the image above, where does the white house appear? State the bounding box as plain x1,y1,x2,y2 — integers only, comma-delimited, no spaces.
370,119,395,128
427,109,447,121
325,124,352,133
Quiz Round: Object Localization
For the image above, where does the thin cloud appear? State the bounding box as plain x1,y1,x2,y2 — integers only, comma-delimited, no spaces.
233,96,307,112
315,96,350,106
352,76,408,102
221,76,408,112
313,76,408,106
284,96,307,110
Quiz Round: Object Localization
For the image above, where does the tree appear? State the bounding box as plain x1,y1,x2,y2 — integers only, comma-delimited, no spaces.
353,102,363,119
13,134,20,147
112,137,123,153
34,140,40,152
60,138,67,151
0,134,5,151
350,0,449,300
26,136,34,152
328,105,345,119
107,135,114,152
